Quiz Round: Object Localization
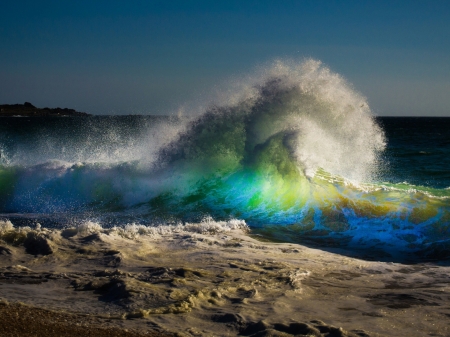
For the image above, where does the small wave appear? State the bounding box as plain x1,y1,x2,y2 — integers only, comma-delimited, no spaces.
0,217,249,243
74,217,248,239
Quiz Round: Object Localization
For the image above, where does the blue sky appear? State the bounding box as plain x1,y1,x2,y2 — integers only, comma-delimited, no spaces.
1,1,449,116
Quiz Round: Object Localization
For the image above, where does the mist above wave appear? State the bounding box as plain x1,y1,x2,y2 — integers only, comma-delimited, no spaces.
159,59,386,182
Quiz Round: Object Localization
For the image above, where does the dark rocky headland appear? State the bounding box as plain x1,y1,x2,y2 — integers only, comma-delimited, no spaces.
0,102,91,117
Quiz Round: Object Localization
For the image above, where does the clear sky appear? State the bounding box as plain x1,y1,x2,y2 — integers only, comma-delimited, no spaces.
1,0,449,116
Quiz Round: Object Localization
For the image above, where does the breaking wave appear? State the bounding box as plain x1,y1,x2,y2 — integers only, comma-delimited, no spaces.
1,59,449,258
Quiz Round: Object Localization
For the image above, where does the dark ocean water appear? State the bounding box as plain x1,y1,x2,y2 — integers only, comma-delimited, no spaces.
1,61,449,261
379,117,450,189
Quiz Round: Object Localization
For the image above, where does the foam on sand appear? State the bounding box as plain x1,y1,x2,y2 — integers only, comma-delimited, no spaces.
1,219,449,336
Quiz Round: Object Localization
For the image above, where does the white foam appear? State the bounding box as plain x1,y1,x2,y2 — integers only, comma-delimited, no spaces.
0,219,14,233
72,217,249,240
76,221,104,235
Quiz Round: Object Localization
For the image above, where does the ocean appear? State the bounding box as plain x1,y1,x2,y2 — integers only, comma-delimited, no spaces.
1,60,449,262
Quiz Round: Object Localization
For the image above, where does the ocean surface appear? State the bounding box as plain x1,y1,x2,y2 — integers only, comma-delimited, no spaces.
1,60,449,261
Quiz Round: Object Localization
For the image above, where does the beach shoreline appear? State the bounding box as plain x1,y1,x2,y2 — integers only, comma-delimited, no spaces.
0,221,449,337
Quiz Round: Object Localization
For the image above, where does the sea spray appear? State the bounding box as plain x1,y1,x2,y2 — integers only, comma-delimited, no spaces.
160,59,385,182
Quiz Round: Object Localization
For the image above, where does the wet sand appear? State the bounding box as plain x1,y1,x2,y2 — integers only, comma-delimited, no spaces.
1,221,449,336
0,301,173,337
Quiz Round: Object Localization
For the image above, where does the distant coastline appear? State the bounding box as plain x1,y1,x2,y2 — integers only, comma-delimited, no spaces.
0,102,91,117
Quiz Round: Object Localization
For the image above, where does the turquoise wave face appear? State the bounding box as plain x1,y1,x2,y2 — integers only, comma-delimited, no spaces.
2,153,448,260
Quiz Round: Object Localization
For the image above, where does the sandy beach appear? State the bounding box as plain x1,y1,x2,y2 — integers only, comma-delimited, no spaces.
0,301,172,337
0,220,449,337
